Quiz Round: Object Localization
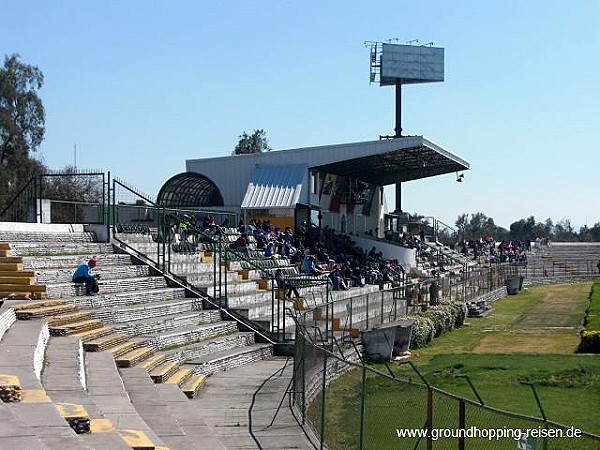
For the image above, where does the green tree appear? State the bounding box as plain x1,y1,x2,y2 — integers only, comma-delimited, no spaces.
42,166,104,223
232,129,271,155
0,54,46,209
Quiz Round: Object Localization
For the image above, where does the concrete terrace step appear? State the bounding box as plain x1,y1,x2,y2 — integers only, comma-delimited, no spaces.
21,252,133,270
34,263,151,284
0,230,98,243
111,310,223,336
206,278,262,296
86,296,203,324
85,351,167,448
164,331,258,364
141,320,239,350
68,286,189,310
46,275,169,299
119,367,224,449
10,242,114,257
187,343,273,376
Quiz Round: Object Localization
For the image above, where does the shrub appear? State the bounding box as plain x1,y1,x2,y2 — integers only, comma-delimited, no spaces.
408,315,436,348
402,301,468,349
578,279,600,353
577,331,600,353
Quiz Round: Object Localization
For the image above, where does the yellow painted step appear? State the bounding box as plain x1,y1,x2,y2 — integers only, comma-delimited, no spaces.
55,402,91,434
21,389,51,403
90,418,115,433
48,311,93,327
0,276,35,285
182,374,208,399
0,270,35,278
73,326,115,342
164,368,192,387
50,319,103,336
137,354,166,372
116,346,155,368
0,283,46,293
149,360,180,383
16,303,77,319
0,256,23,264
118,429,156,450
83,333,129,352
0,262,23,271
0,374,22,402
106,341,140,358
12,299,66,310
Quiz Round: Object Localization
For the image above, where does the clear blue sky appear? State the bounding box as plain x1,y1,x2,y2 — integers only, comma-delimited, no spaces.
3,1,599,230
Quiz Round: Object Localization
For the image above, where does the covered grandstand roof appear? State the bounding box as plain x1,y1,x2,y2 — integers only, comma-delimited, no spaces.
156,172,224,207
241,165,306,209
183,136,469,208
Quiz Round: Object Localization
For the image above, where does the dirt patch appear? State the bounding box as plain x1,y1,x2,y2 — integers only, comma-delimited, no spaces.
473,329,580,354
514,283,590,328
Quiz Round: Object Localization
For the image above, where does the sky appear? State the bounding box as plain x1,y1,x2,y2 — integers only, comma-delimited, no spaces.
3,1,599,230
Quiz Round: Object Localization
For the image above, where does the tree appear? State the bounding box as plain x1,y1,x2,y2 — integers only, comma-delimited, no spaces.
42,166,104,223
0,54,46,209
232,129,271,155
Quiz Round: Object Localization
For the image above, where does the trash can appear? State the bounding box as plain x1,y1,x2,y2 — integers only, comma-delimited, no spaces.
506,275,520,295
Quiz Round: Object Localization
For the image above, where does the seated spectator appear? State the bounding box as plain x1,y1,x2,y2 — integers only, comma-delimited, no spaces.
301,254,324,276
328,265,347,291
342,263,363,287
72,258,100,296
230,233,250,256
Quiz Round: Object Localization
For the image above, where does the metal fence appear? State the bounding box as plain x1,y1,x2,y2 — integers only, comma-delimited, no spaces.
0,170,106,224
291,330,600,450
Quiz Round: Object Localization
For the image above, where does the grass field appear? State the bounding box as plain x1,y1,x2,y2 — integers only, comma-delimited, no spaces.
313,281,600,449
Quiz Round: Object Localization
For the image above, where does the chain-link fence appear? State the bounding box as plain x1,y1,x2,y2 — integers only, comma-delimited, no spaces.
291,331,600,450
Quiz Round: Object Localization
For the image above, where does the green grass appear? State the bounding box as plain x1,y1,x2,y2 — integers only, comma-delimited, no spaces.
313,281,600,450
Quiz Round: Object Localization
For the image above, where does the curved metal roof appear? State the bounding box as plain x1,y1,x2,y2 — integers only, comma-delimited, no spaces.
156,172,224,208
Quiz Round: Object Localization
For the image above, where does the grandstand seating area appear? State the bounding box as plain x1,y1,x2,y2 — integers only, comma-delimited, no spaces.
0,222,598,449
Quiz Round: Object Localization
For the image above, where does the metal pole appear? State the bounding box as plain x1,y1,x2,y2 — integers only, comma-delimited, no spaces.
320,350,327,450
395,81,402,137
359,365,367,450
458,399,465,450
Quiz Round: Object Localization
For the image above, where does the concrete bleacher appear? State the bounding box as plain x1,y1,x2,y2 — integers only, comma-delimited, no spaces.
0,222,413,449
521,242,600,282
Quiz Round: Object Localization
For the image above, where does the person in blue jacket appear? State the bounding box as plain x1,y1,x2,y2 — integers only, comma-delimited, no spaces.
72,258,100,295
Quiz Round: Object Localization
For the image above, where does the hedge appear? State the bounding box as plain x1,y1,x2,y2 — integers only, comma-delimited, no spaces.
402,301,468,349
578,279,600,353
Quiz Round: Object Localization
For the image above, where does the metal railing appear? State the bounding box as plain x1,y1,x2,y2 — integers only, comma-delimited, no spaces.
290,326,600,450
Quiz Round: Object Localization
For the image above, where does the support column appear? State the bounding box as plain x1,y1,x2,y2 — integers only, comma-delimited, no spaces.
394,81,402,137
395,182,402,212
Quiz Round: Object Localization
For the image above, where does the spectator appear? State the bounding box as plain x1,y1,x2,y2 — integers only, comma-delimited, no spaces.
301,254,324,276
275,269,301,299
230,233,250,256
72,258,100,296
328,265,347,291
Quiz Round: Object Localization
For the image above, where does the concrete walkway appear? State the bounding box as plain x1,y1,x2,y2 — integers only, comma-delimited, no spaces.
194,357,317,450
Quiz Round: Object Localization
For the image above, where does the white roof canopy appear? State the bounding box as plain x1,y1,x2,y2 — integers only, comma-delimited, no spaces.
241,165,306,209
